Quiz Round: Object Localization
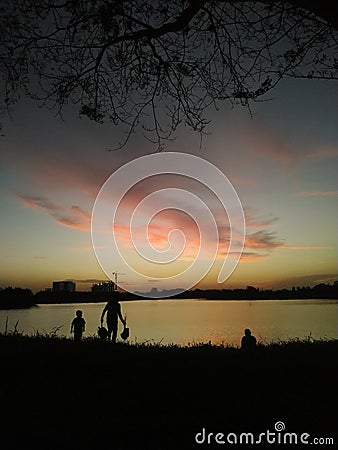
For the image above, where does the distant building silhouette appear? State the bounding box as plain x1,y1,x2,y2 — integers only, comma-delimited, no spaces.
91,281,115,293
134,287,185,298
52,281,76,292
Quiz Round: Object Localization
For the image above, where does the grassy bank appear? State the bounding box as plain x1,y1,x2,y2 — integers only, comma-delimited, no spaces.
0,334,337,449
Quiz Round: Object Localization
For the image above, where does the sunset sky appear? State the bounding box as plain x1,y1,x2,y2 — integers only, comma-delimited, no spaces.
1,77,337,293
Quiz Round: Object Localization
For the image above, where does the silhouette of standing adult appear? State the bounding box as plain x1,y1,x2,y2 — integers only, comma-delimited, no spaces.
241,328,257,350
100,293,126,343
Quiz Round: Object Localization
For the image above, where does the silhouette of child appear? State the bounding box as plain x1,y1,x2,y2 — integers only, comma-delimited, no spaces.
71,310,86,341
241,328,257,350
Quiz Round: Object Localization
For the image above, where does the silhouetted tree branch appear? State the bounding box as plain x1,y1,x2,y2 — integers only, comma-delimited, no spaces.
1,0,337,149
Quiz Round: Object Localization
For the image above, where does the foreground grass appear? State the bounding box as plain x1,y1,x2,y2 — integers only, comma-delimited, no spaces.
0,334,337,449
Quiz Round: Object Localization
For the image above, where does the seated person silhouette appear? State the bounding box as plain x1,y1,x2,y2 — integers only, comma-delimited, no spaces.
100,293,126,343
241,328,257,350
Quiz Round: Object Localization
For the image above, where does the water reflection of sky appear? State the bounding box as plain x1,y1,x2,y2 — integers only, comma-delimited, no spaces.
1,299,337,347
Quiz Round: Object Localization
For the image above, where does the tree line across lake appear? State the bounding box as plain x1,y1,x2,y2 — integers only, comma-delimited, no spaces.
0,282,337,309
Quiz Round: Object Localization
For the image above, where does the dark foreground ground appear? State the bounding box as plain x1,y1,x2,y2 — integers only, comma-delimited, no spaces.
0,335,337,450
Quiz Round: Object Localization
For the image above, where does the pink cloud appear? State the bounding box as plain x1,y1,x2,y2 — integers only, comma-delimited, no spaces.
228,251,270,262
18,195,91,231
245,230,283,250
112,190,289,262
245,207,278,229
20,196,60,212
113,201,325,264
237,124,299,172
56,216,90,231
113,213,202,255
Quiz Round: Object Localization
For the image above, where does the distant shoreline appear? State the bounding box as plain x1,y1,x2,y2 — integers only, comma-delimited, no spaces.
1,283,337,309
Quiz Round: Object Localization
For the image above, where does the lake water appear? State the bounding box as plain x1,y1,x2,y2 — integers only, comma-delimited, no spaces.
0,299,337,347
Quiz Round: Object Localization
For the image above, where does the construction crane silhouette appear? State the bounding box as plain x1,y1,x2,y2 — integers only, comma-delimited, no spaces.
112,271,125,291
